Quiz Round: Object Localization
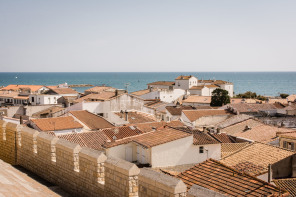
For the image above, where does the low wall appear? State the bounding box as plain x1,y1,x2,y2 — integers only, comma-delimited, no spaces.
0,120,191,197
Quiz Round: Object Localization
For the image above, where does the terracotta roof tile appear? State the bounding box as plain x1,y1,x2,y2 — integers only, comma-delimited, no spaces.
209,133,236,143
57,131,109,150
32,106,64,118
147,81,175,86
127,120,184,133
74,92,116,102
221,142,295,176
183,96,211,104
166,106,196,116
287,95,296,102
183,109,230,122
70,110,114,130
175,75,194,80
2,84,45,92
193,131,220,145
221,142,250,158
84,86,115,93
50,88,78,95
31,116,83,131
189,86,204,90
115,111,157,124
273,178,296,196
101,126,144,141
131,127,191,148
221,119,294,143
131,89,151,96
177,159,284,196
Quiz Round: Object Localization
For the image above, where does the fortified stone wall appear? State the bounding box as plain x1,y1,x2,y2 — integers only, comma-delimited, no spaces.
0,120,193,197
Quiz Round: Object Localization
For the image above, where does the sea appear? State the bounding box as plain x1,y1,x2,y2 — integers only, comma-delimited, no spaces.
0,72,295,97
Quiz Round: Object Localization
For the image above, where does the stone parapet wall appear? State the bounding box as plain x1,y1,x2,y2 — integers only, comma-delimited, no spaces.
139,168,187,197
0,121,191,197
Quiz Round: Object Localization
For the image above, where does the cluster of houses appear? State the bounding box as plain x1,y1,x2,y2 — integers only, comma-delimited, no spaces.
1,75,296,196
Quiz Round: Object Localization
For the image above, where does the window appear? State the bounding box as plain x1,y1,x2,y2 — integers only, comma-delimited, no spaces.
283,141,287,148
287,142,295,150
199,146,204,154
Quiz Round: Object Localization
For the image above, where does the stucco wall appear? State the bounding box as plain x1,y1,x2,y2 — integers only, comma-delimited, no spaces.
193,115,231,127
151,136,208,168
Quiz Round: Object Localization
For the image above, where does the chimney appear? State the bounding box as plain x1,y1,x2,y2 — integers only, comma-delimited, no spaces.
203,127,206,132
217,128,221,134
115,89,118,96
20,116,23,124
125,110,128,121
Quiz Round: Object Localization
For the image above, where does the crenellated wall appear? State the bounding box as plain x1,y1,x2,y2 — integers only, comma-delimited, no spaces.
0,120,191,197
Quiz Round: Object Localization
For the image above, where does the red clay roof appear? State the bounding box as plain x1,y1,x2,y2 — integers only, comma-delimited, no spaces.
31,116,83,131
50,88,78,95
166,106,196,116
57,131,109,150
127,120,184,133
273,178,296,196
2,84,45,92
189,86,205,90
193,131,220,145
147,81,175,86
131,127,191,148
175,75,194,80
183,109,230,122
177,159,284,196
101,126,144,141
70,110,114,130
131,89,151,96
183,96,211,104
74,92,116,102
115,111,157,124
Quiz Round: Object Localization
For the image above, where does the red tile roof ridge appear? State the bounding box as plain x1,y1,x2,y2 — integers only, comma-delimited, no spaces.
179,158,284,192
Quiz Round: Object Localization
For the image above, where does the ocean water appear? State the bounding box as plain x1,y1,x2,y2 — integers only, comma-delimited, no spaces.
0,72,295,96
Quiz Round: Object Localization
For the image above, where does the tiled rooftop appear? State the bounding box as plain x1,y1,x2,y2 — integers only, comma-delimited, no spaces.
70,110,114,130
182,109,230,122
104,127,191,149
166,105,196,116
287,94,296,102
127,120,184,133
193,131,220,145
2,84,44,92
183,96,211,104
221,142,295,176
220,119,294,143
177,159,283,196
189,86,204,90
50,88,78,95
32,106,64,118
131,89,151,96
84,86,115,93
101,126,144,141
74,92,116,102
147,81,175,86
175,75,193,80
57,130,109,150
31,116,83,131
215,114,251,129
273,178,296,196
114,111,157,124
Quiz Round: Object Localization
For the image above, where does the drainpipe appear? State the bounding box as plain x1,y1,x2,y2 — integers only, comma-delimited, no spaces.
268,164,272,183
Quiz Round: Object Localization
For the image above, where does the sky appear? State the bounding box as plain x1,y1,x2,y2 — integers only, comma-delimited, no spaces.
0,0,296,72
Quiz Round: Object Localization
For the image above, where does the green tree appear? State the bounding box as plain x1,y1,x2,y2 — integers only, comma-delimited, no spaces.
210,88,230,106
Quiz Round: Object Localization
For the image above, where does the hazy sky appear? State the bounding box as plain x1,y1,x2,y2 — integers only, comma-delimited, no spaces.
0,0,295,72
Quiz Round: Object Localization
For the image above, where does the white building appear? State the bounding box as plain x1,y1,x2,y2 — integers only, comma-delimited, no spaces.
104,127,221,168
131,88,186,103
147,75,234,97
174,75,198,90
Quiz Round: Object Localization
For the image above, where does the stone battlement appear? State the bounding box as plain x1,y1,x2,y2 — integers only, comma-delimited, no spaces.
0,120,199,197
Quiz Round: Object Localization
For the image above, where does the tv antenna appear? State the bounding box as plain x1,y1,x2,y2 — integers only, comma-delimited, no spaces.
125,83,130,92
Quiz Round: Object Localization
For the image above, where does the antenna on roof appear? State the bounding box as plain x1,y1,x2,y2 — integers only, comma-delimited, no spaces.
125,83,130,92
